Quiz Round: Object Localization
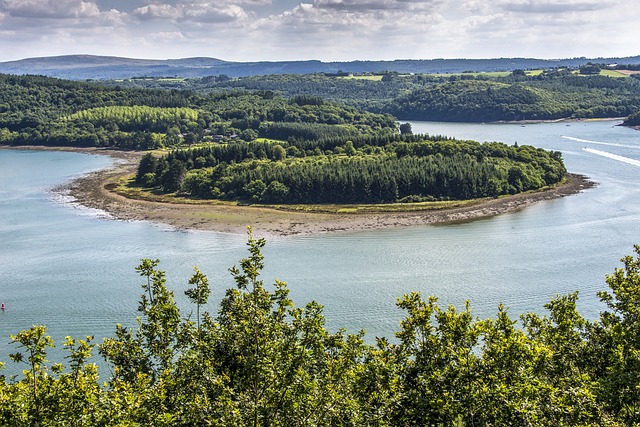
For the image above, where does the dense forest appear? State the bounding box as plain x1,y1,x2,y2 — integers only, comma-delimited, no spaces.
3,70,640,152
137,135,566,204
0,74,194,148
386,76,640,121
111,67,640,122
0,74,397,149
3,70,640,142
1,232,640,426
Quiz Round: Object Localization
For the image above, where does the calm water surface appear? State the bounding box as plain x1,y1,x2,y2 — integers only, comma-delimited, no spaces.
1,119,639,366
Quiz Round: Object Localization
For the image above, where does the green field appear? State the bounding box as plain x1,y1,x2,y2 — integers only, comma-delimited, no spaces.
338,75,384,81
600,69,631,78
424,71,513,78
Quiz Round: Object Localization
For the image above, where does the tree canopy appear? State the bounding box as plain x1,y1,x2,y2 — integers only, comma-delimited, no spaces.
138,135,566,204
3,71,640,150
386,78,640,122
0,74,396,149
110,69,640,122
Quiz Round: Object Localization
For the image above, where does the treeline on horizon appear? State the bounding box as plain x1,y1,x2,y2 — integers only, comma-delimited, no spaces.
5,55,640,79
112,66,640,122
137,135,566,204
2,233,640,426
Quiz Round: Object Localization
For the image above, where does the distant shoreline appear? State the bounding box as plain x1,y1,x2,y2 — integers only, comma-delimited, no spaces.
1,145,596,236
490,117,626,125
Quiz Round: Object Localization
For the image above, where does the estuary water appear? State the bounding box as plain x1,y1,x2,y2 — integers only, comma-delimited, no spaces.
1,119,639,366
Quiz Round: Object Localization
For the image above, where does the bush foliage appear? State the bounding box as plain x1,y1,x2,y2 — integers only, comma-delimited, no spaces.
2,232,640,426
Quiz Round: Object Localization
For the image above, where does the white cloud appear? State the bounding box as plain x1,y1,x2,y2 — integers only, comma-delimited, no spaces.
154,31,186,41
134,2,249,23
209,0,271,4
249,0,450,60
433,0,636,59
133,4,177,20
0,0,128,30
499,0,607,14
461,0,493,14
98,8,128,25
313,0,442,13
178,0,270,4
181,3,247,23
0,0,101,19
265,0,443,32
0,0,639,63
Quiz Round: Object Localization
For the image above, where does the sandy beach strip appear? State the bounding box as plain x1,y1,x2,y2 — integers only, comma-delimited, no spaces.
3,145,596,236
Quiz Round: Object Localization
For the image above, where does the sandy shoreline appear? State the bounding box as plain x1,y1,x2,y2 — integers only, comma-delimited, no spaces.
3,145,596,236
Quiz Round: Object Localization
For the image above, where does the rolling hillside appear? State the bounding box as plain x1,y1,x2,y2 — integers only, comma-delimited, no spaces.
2,54,640,80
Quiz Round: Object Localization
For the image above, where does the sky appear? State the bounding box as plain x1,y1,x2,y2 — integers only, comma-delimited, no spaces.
0,0,638,62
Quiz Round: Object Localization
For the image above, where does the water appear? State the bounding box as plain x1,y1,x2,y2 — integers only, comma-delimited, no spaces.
0,119,639,369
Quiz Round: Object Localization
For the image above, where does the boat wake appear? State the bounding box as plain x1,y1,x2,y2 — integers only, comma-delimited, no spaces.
562,136,640,149
583,148,640,167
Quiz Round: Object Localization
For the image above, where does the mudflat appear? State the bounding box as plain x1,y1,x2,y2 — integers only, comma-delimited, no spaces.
69,149,596,236
4,146,595,236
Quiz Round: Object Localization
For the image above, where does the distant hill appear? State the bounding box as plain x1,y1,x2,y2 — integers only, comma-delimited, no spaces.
1,54,640,80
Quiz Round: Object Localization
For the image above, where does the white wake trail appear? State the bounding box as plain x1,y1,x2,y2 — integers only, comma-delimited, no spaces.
583,148,640,167
563,136,640,149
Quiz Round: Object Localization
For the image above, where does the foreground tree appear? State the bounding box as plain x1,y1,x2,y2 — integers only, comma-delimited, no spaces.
1,233,640,425
589,245,640,425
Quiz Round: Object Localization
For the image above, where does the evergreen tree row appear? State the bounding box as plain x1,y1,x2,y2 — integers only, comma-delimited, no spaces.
62,106,200,133
138,137,566,204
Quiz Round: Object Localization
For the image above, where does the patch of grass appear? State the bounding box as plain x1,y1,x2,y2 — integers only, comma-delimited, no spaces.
253,138,287,144
130,77,187,82
115,174,485,214
259,199,480,214
338,75,384,81
600,69,629,78
423,71,512,78
113,175,238,206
